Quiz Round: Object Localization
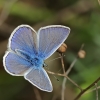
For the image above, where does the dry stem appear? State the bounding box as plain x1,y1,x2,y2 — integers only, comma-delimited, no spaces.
61,44,84,100
33,87,42,100
46,70,82,91
74,77,100,100
95,83,98,100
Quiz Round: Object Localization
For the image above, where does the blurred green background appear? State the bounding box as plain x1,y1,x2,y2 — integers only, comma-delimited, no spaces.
0,0,100,100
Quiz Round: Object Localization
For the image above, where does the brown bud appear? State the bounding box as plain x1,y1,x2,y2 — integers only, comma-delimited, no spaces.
78,50,86,58
57,43,67,53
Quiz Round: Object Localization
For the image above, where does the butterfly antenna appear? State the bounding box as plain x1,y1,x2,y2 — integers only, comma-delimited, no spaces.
44,67,59,81
45,55,65,82
53,75,59,81
51,67,66,82
47,54,65,63
57,67,63,73
53,67,65,81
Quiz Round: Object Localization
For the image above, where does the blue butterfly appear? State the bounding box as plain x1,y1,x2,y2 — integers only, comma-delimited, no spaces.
3,25,70,92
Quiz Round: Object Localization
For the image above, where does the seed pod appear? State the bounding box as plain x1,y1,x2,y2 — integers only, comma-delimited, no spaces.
57,43,67,53
78,50,86,58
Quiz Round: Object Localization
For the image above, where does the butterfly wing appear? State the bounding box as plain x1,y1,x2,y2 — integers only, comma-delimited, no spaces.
8,25,38,55
24,67,53,92
3,51,31,76
3,25,38,76
38,25,70,59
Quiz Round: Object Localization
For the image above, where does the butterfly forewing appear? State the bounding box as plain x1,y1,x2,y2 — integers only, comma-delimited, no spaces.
38,25,70,60
8,25,38,55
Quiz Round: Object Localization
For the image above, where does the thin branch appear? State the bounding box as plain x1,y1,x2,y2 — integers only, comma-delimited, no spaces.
33,87,42,100
0,0,18,26
84,86,100,94
74,77,100,100
59,53,66,74
95,83,98,100
98,0,100,5
66,58,78,75
61,58,78,100
61,44,84,100
46,70,82,91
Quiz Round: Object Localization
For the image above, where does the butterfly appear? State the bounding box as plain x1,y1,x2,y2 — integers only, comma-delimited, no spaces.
3,25,70,92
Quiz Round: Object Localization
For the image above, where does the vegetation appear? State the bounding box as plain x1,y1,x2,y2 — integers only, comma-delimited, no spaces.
0,0,100,100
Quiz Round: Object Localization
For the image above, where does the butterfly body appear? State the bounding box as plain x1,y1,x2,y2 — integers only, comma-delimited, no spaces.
15,49,44,68
3,25,70,92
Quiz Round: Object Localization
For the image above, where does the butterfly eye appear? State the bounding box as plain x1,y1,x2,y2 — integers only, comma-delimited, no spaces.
43,62,48,67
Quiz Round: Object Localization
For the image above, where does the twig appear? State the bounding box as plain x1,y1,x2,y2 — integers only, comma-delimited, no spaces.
33,87,42,100
59,53,66,74
95,83,98,100
0,0,18,26
74,77,100,100
46,70,82,91
98,0,100,5
61,58,78,100
61,44,84,100
84,86,100,94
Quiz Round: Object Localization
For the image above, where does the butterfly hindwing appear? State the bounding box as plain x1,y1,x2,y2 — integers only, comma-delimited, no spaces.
3,51,31,76
24,67,53,92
